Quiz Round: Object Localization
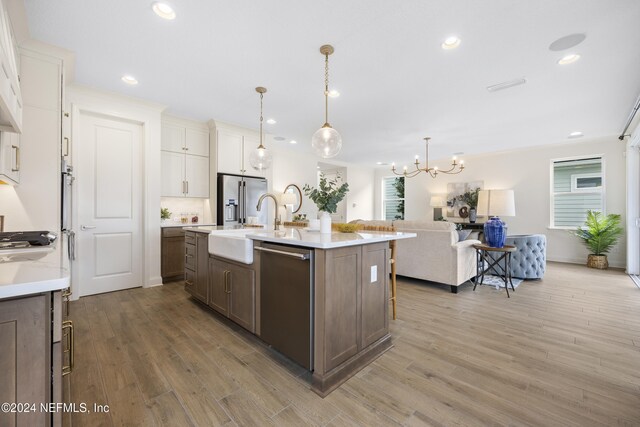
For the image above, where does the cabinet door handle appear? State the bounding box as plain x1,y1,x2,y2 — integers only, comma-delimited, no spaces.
62,320,74,376
185,181,189,195
224,270,232,294
11,145,19,172
185,279,193,286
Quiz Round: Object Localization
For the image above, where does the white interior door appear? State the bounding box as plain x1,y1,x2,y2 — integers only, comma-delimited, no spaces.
76,111,143,296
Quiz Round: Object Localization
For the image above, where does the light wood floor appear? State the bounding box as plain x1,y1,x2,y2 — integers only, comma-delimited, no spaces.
64,262,640,426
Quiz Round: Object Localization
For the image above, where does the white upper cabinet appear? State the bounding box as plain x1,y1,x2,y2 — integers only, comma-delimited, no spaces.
161,123,185,153
185,155,209,197
216,127,265,177
160,116,210,198
161,151,185,197
0,130,19,184
217,129,243,175
185,128,209,157
0,0,22,133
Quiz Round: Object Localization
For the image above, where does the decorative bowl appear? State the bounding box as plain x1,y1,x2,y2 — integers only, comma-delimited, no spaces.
333,223,361,233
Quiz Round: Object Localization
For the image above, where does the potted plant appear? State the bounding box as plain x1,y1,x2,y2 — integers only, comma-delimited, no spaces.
160,207,171,221
574,210,623,269
459,187,480,223
303,173,349,233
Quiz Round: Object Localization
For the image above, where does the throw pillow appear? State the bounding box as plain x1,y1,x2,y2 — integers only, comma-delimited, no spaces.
457,229,472,241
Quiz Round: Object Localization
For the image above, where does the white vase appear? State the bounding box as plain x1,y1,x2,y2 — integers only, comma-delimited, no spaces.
319,211,332,234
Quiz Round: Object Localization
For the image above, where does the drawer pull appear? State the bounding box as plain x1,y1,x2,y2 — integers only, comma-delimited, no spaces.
62,320,74,376
185,280,193,286
11,145,19,172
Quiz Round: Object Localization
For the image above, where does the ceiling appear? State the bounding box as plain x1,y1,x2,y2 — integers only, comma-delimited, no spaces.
23,0,640,166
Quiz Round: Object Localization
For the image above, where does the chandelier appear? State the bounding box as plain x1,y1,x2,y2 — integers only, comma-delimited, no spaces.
391,137,464,178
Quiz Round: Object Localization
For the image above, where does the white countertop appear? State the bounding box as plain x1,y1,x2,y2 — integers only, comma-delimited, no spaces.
246,228,417,249
0,245,70,299
161,222,218,228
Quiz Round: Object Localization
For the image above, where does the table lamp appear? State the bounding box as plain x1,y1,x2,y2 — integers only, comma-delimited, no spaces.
430,195,446,221
477,189,515,247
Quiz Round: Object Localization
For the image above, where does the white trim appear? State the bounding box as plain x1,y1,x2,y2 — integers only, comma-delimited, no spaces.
626,136,640,275
570,173,602,192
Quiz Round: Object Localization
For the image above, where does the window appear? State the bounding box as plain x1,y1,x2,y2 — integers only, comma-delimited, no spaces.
382,177,405,220
551,156,604,228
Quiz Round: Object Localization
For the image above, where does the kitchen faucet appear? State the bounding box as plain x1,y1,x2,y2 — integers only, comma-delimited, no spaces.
256,193,281,230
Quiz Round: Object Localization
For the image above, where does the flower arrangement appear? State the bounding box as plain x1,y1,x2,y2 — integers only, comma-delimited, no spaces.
458,187,480,209
303,173,349,213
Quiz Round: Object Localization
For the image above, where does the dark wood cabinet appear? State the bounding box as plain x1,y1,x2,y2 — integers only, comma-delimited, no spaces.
310,241,391,396
0,291,65,427
184,231,207,303
161,227,185,282
208,257,256,333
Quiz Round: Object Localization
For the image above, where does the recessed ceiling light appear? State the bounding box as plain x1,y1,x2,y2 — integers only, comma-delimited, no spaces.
121,75,138,85
441,36,461,50
152,2,176,20
453,151,464,156
486,78,526,92
568,131,583,138
289,140,297,144
558,54,580,65
328,90,340,98
274,136,286,141
266,118,276,124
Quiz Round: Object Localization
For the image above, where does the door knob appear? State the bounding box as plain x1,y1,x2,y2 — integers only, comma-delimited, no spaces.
80,225,96,230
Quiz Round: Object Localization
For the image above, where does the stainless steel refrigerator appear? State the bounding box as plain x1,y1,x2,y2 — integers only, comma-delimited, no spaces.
217,174,268,226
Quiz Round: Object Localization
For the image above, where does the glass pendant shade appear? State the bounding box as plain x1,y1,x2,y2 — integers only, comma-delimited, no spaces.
249,145,273,171
312,125,342,158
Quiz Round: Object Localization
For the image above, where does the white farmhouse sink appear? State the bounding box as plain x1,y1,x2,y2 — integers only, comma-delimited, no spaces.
208,229,257,264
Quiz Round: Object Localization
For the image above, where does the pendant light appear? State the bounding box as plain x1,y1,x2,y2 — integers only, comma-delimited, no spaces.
249,86,273,171
311,44,342,158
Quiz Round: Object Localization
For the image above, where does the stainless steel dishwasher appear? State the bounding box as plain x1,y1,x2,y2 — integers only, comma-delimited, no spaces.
256,242,313,370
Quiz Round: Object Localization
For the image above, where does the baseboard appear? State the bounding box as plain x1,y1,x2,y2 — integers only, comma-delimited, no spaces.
144,276,163,288
547,256,625,269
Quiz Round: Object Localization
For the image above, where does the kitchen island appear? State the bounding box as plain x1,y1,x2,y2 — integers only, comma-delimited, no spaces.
186,226,415,396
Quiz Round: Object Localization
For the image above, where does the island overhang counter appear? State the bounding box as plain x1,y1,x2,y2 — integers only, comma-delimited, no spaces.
247,228,416,396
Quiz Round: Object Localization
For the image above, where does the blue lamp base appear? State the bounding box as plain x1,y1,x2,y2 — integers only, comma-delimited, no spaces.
484,216,507,247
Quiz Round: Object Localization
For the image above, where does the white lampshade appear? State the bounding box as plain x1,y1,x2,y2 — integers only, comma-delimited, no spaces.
280,192,297,205
477,190,516,217
430,195,446,207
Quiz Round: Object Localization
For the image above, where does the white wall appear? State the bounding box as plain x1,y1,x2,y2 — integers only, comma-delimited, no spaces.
374,136,627,267
0,47,63,232
270,145,375,222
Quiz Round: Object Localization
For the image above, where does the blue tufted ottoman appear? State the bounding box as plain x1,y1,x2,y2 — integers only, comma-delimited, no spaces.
505,234,546,279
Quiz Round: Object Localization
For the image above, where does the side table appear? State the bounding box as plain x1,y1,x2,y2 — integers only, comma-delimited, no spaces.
472,244,517,297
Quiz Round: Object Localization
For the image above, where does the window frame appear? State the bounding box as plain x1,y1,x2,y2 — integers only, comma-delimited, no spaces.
570,173,603,193
381,176,405,221
549,154,606,230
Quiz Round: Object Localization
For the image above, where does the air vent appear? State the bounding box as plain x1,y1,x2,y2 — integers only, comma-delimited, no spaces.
486,78,527,93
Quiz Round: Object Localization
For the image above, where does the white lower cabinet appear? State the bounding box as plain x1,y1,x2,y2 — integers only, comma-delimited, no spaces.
0,131,19,184
161,151,209,198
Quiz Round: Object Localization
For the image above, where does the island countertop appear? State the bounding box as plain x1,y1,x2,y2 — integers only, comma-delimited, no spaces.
245,228,416,249
0,246,70,299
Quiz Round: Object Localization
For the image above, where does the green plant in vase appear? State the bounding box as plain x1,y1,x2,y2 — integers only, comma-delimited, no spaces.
303,173,349,233
160,207,171,221
574,210,623,269
459,187,480,223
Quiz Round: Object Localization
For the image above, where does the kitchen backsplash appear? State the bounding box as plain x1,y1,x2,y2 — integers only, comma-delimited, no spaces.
161,197,212,225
